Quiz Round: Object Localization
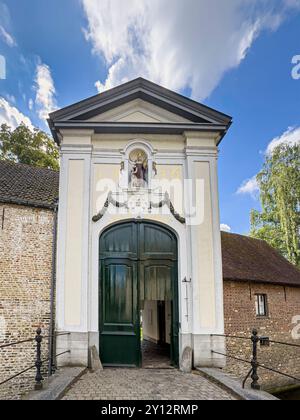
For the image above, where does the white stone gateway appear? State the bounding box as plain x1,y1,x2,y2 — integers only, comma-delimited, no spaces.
48,78,232,369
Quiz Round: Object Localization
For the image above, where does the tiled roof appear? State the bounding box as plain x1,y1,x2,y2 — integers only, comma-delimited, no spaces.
0,160,59,209
221,232,300,287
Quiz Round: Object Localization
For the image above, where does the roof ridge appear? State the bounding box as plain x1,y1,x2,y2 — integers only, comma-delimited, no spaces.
222,231,300,270
0,159,59,174
222,231,261,241
221,231,300,287
0,159,59,210
222,231,274,245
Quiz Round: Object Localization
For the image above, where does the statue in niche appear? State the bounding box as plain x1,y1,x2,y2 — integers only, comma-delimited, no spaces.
129,149,148,188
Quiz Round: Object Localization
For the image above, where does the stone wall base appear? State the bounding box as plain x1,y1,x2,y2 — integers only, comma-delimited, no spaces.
56,333,89,367
193,335,226,368
56,332,225,369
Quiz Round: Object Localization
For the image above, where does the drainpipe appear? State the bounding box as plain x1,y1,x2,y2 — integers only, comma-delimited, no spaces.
48,198,59,376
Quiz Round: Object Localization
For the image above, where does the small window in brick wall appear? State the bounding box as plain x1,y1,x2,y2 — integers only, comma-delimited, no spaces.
255,294,268,317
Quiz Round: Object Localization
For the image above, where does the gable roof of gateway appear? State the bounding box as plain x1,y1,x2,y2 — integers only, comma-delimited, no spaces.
48,78,232,145
222,232,300,287
0,160,59,210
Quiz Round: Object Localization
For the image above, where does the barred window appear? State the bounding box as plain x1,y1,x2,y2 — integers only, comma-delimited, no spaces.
255,294,268,317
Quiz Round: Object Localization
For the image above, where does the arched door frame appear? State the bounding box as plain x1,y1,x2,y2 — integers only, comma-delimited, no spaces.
89,214,192,364
99,220,179,367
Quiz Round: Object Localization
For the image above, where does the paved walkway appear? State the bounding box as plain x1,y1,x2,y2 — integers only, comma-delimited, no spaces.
142,340,173,369
62,369,236,400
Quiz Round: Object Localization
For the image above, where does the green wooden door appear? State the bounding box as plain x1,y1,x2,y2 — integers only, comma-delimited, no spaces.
99,221,178,367
100,223,140,367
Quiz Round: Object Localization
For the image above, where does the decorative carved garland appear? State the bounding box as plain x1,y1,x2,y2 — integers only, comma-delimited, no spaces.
92,192,129,223
148,192,186,224
92,191,186,224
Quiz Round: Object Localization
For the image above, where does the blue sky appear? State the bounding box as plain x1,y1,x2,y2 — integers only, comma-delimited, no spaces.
0,0,300,234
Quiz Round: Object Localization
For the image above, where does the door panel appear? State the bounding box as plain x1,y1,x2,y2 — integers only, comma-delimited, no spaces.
140,261,173,301
103,263,134,324
140,223,177,260
100,259,140,366
100,222,138,260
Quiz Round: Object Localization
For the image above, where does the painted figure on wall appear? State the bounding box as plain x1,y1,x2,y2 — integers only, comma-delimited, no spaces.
129,149,148,188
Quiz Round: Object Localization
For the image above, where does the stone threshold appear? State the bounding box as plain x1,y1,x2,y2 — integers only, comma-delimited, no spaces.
196,368,279,401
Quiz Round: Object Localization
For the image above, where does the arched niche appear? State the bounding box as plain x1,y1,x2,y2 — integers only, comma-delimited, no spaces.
120,140,156,189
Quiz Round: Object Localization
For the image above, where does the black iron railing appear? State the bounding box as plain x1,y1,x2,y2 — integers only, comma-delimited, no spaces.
0,328,70,390
211,329,300,390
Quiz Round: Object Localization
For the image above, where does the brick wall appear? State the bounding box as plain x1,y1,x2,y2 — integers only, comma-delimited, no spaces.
0,204,54,400
224,280,300,391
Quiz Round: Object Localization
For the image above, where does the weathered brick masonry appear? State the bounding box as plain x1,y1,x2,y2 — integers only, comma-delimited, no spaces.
0,204,54,400
224,280,300,391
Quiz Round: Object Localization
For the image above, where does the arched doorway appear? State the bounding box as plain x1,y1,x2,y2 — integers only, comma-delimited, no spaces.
99,220,179,368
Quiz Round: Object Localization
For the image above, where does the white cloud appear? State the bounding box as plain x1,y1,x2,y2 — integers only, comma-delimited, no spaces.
82,0,300,99
5,94,16,104
34,63,57,121
0,97,34,131
0,3,17,47
220,224,232,233
266,126,300,154
237,125,300,198
95,80,102,93
28,98,34,111
0,25,16,47
237,176,260,198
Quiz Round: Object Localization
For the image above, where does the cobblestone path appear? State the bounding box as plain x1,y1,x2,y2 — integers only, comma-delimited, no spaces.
62,369,236,400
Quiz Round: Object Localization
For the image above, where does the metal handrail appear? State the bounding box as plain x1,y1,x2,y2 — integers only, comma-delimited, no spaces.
0,333,70,350
0,338,35,349
267,339,300,349
211,350,251,366
212,350,300,384
211,330,300,389
0,351,70,387
0,330,71,391
211,333,300,349
211,333,253,341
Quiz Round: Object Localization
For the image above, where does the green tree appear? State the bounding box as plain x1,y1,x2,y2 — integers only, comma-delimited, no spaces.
0,123,59,170
250,143,300,267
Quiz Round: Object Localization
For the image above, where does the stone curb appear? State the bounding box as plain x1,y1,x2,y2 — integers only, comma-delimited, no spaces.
23,367,87,401
196,368,279,401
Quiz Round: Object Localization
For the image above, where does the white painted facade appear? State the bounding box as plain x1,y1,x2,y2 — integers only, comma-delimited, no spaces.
51,80,231,369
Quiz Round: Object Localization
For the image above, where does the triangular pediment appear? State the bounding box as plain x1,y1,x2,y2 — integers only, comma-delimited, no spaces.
86,99,192,124
48,78,232,145
49,78,231,125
